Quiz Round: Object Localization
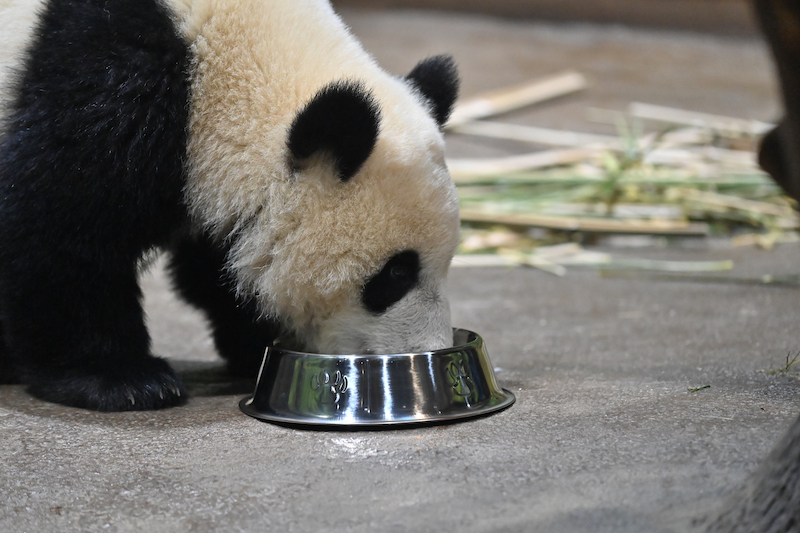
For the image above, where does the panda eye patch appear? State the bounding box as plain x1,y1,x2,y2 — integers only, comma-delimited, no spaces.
390,265,409,280
362,251,420,314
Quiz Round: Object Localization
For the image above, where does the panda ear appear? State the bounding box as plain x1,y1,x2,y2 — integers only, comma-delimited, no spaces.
287,81,381,182
405,55,460,127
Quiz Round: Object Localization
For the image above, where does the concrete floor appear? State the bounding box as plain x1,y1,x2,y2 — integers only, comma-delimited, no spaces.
2,7,799,533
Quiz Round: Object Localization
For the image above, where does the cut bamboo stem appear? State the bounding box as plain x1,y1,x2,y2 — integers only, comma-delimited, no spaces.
600,270,800,288
448,146,756,181
628,102,774,137
452,251,732,272
500,250,567,276
658,127,715,147
454,169,775,186
448,120,620,148
643,147,758,168
731,232,800,248
602,258,733,272
451,255,520,268
459,209,710,235
449,119,708,152
446,71,588,128
447,147,599,180
671,188,797,218
523,203,685,220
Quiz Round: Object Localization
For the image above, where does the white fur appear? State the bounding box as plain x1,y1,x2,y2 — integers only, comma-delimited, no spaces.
1,0,461,355
312,280,454,355
162,0,461,353
0,0,44,109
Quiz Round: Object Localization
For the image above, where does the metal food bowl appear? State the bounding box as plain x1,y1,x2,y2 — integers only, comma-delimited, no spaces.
239,328,515,427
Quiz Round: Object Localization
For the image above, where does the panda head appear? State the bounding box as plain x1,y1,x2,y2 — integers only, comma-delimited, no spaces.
223,56,460,355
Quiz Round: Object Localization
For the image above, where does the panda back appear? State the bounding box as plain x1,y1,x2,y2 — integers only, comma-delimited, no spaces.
0,0,192,248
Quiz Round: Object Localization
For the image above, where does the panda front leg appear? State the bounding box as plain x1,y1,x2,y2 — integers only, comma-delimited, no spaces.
167,234,281,377
0,0,193,409
0,322,18,384
0,245,186,411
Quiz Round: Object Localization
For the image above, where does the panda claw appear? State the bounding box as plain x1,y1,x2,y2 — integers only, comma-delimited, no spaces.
25,356,186,411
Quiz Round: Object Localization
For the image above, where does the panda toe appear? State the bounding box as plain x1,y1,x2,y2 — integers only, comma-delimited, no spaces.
25,356,187,411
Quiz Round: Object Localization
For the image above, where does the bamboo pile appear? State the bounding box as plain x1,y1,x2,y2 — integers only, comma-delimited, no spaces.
446,71,798,271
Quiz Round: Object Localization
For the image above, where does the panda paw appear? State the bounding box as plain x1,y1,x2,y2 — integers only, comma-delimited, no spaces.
0,333,19,383
26,355,187,411
0,357,20,384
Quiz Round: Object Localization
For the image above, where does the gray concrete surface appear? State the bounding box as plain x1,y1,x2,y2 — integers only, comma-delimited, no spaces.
2,8,799,533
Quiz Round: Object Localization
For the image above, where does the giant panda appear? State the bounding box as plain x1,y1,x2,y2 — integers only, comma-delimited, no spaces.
0,0,461,411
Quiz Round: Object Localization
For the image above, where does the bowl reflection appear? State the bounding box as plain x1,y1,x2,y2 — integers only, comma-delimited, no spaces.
239,329,515,427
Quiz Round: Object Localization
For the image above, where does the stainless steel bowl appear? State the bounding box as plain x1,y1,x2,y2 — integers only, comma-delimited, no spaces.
239,328,515,427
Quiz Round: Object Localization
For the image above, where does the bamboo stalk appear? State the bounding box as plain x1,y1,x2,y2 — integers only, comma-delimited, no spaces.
658,127,714,147
531,243,612,264
459,209,710,235
628,102,774,137
730,232,800,248
643,147,758,168
527,242,584,258
449,120,711,152
448,120,620,148
530,203,685,220
451,253,567,275
446,71,588,128
600,270,800,288
602,258,733,272
447,147,600,180
452,251,732,272
451,254,520,268
455,168,776,187
500,250,567,276
671,188,797,218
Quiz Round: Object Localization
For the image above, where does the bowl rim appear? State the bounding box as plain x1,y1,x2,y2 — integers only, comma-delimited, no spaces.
239,389,516,428
241,327,516,428
267,327,481,359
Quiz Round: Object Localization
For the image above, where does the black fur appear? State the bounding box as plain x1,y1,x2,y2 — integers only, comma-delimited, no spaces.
361,251,420,314
758,125,787,188
167,235,281,377
0,0,195,411
0,1,458,411
703,412,800,532
405,55,460,127
754,0,800,204
699,4,800,529
287,81,381,181
0,321,18,384
0,0,279,411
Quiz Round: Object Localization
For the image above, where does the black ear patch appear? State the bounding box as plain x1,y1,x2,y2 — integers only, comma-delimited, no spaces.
287,81,381,181
405,55,460,127
362,251,420,314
